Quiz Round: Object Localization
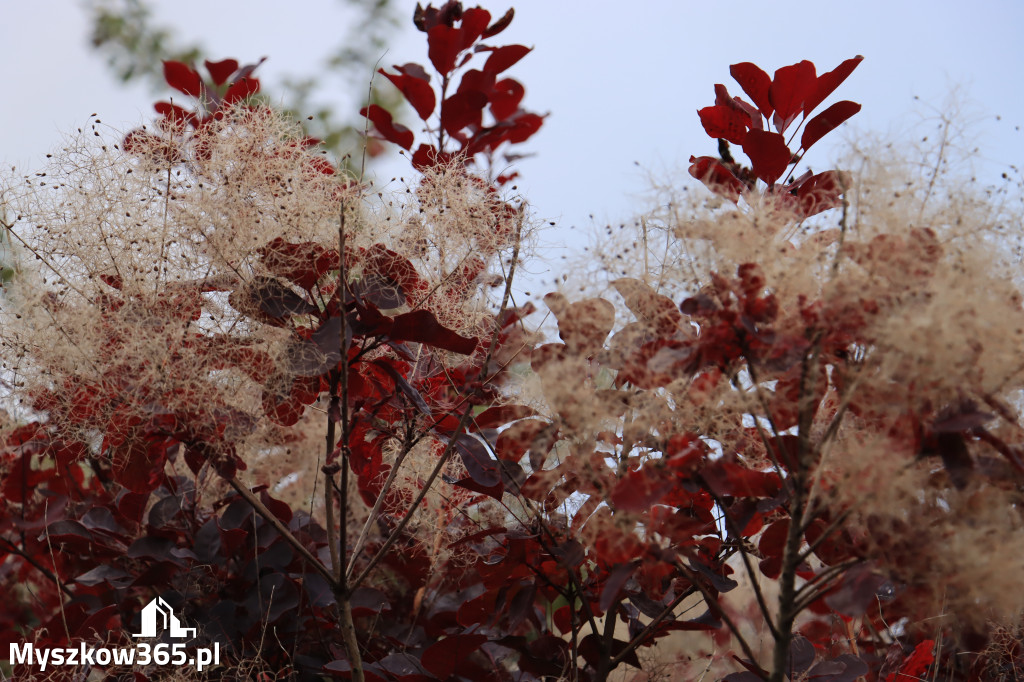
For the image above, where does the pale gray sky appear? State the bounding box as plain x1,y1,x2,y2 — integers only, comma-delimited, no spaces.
3,1,1022,290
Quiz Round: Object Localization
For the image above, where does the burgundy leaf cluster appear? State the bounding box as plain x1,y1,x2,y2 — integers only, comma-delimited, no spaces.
362,2,543,184
3,4,1018,682
122,57,336,176
690,57,862,217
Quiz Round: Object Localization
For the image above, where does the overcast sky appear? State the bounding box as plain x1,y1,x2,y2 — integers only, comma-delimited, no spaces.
3,1,1022,293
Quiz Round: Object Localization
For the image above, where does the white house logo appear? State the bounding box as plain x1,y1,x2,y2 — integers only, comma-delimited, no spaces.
10,597,220,672
133,597,197,638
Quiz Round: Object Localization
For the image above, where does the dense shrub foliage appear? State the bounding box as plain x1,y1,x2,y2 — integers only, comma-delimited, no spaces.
2,3,1022,681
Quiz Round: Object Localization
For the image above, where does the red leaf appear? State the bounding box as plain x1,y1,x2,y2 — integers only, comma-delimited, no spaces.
495,419,555,462
483,45,532,75
262,389,303,427
3,455,52,502
757,518,786,565
457,590,499,627
545,295,615,356
411,143,456,170
713,84,761,132
442,91,488,135
154,101,197,128
111,438,166,494
262,375,320,426
600,562,638,612
579,634,641,670
611,466,675,512
804,56,864,116
490,78,525,120
422,634,489,679
506,111,544,143
380,68,436,121
611,278,683,336
229,276,317,325
800,100,861,151
360,104,414,150
427,25,462,74
457,68,495,95
459,8,491,49
162,60,202,97
770,60,816,133
688,155,745,201
804,516,856,565
204,58,238,86
364,244,428,300
797,170,847,217
99,273,124,290
483,8,514,38
894,640,935,680
223,77,259,105
730,62,774,118
390,309,478,354
258,238,339,290
471,405,538,431
742,130,791,185
701,460,781,498
698,105,751,145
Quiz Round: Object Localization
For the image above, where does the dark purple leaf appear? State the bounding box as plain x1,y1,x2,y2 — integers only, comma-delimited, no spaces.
453,433,500,487
788,635,816,676
390,309,478,354
824,563,888,616
372,359,431,414
600,561,638,612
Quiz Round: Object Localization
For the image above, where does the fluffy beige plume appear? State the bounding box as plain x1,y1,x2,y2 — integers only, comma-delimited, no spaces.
0,106,525,521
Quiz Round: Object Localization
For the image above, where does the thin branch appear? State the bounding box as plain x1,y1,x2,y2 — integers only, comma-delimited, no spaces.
0,536,75,598
607,585,699,671
797,508,853,562
675,560,763,678
324,411,340,579
769,340,822,682
702,484,779,640
227,478,337,588
345,441,411,579
337,202,352,577
349,419,462,590
351,203,525,590
791,559,860,614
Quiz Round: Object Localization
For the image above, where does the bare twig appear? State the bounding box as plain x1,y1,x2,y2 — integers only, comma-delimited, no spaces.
227,478,336,587
675,560,763,677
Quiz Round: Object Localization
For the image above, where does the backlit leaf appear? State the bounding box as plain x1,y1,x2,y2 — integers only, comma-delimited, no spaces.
162,60,202,97
800,100,861,151
483,45,531,75
770,60,816,133
380,68,436,120
804,55,864,116
204,58,238,86
390,309,478,355
698,105,751,145
742,130,791,185
361,104,415,150
730,62,774,118
688,155,745,201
